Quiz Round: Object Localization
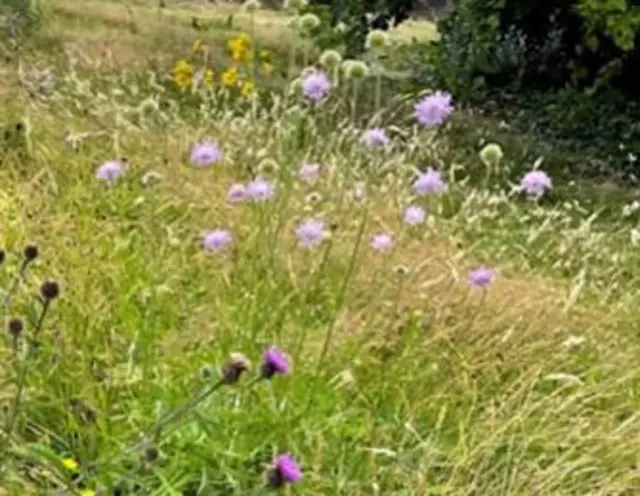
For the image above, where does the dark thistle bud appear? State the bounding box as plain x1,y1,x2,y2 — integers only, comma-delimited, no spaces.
0,249,5,265
221,352,251,385
8,317,23,338
40,280,60,301
142,444,160,464
24,244,38,263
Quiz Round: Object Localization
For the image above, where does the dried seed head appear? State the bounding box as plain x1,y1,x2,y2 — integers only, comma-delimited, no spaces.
8,317,23,337
221,352,251,385
24,244,38,263
40,280,60,301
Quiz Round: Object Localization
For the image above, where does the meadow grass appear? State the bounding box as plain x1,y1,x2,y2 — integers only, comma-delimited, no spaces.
1,1,640,494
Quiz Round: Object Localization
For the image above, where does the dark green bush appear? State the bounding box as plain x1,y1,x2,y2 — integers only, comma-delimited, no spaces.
0,0,43,37
430,0,640,97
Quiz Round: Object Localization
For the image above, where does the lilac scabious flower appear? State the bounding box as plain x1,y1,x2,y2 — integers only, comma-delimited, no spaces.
190,140,223,167
202,229,233,252
414,91,454,127
261,346,290,378
246,178,275,202
520,170,552,198
296,219,327,248
403,205,426,226
95,160,123,182
227,183,246,204
301,70,331,101
468,267,494,288
413,168,446,195
298,162,320,184
268,454,302,487
371,233,393,252
362,128,390,149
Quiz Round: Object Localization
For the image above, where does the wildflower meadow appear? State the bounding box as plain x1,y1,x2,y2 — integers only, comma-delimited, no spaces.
1,0,640,494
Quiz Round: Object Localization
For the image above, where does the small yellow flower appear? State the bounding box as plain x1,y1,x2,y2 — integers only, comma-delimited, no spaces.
172,59,194,88
222,67,239,87
203,68,214,86
62,458,79,472
173,72,192,89
241,80,255,97
192,39,206,54
261,62,274,76
78,490,96,496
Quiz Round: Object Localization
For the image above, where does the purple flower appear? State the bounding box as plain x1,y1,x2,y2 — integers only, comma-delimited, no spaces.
246,178,275,202
95,160,123,182
190,140,223,167
403,205,426,226
371,233,393,252
414,91,454,127
296,219,327,248
468,267,494,288
413,168,446,196
268,454,302,487
362,128,390,149
227,183,246,204
301,70,331,101
202,229,232,252
298,162,320,184
520,170,551,198
261,346,289,378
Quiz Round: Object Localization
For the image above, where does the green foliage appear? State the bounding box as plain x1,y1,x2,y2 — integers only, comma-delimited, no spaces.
430,0,640,97
0,0,45,36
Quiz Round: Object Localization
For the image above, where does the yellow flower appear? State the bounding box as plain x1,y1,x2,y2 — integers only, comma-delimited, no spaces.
261,62,274,75
222,67,239,87
172,59,194,88
62,458,79,472
192,39,206,54
228,33,252,62
78,490,96,496
241,80,255,97
203,68,214,86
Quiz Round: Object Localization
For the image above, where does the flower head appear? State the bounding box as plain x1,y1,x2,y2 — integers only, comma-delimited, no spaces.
479,143,504,167
414,91,454,127
343,59,369,79
413,168,446,195
242,0,261,11
362,128,390,149
222,67,239,86
468,267,494,289
371,233,394,252
403,205,426,226
520,170,551,198
221,352,251,384
299,12,321,31
268,454,302,487
227,183,246,204
95,160,123,182
283,0,308,11
202,229,233,252
296,219,327,248
261,346,290,378
190,140,223,167
319,49,342,68
298,162,320,183
365,29,389,50
246,178,275,202
301,70,331,101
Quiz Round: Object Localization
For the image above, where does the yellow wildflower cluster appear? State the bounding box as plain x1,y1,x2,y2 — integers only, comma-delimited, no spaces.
170,33,275,97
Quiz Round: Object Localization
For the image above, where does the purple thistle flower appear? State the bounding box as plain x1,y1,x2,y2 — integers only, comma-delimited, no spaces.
371,233,393,252
95,160,123,182
301,70,331,101
403,205,426,226
362,128,390,149
246,178,275,202
268,454,302,487
190,140,223,167
298,162,321,184
296,219,327,248
413,168,446,196
520,170,552,198
468,267,494,288
261,346,289,378
202,229,233,252
414,91,454,127
227,183,246,204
